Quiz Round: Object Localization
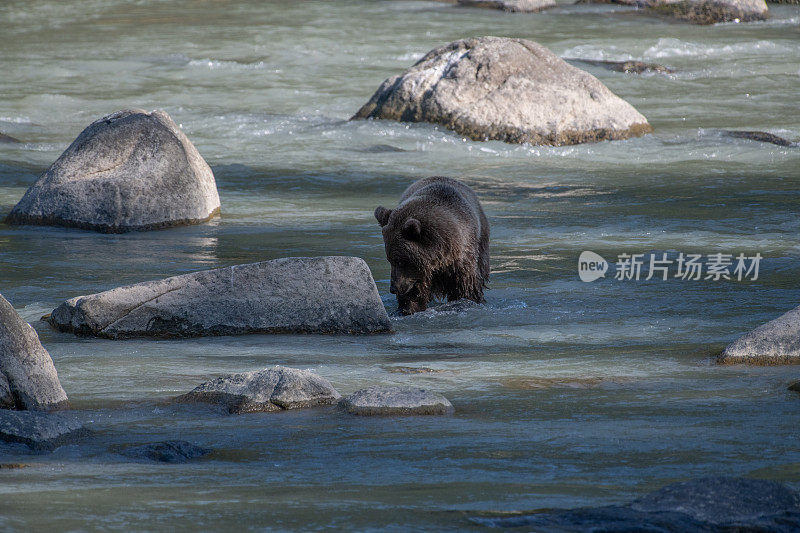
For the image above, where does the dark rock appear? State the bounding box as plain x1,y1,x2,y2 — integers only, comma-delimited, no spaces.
468,477,800,531
457,0,556,12
722,130,797,147
564,58,674,74
0,292,68,410
339,386,454,415
718,304,800,364
353,36,652,146
176,366,341,414
120,440,210,463
48,256,391,338
5,109,220,233
0,410,88,451
0,132,22,144
789,381,800,392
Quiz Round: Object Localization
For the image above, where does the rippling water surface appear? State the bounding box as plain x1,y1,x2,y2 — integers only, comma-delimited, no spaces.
1,0,799,529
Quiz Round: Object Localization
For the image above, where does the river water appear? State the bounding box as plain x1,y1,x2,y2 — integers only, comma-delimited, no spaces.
1,0,799,530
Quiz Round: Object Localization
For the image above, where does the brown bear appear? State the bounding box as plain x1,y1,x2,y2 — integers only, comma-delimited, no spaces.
374,176,490,315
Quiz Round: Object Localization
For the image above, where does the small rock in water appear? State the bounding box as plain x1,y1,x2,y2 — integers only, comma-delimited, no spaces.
48,256,391,338
339,386,454,416
353,36,652,146
0,410,88,452
722,130,797,147
564,58,674,74
468,477,800,530
120,440,211,463
387,366,444,374
5,109,221,233
718,304,800,364
456,0,556,12
358,144,408,153
0,463,31,469
789,381,800,393
0,132,22,143
176,366,341,414
579,0,768,24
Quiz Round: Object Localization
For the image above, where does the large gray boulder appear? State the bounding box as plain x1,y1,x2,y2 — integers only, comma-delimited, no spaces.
5,109,220,233
0,293,68,410
176,366,341,414
48,256,391,338
0,410,87,451
339,386,454,415
718,305,800,364
583,0,768,24
457,0,556,12
353,37,651,146
470,477,800,530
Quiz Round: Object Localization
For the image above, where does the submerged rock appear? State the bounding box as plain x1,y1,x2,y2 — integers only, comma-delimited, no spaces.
718,304,800,364
469,477,800,530
457,0,556,12
564,58,674,74
0,292,68,410
48,256,391,338
353,36,652,146
722,130,797,147
339,386,454,415
120,440,211,463
5,109,220,233
0,410,87,451
789,381,800,392
0,132,22,143
176,366,341,414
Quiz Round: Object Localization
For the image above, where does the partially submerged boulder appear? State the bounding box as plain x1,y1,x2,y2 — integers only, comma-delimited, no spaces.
339,386,454,415
120,440,211,463
176,366,341,414
48,256,391,338
5,109,220,233
646,0,768,24
457,0,556,12
469,477,800,530
581,0,768,23
718,305,800,364
353,37,652,146
0,410,87,451
0,293,68,410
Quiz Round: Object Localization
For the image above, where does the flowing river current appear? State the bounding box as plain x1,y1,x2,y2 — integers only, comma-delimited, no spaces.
1,0,799,530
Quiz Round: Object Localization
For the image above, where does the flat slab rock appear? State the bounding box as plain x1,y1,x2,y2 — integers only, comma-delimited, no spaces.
5,109,220,233
565,58,674,74
0,292,68,410
48,256,391,338
339,386,454,415
176,366,341,414
120,440,211,463
718,304,800,364
0,410,88,451
353,36,651,146
470,477,800,531
457,0,556,12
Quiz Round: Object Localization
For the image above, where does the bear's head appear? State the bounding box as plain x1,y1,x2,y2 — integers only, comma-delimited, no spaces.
375,201,457,315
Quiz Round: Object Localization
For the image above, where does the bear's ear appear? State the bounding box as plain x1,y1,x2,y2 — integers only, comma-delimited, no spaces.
402,218,422,240
374,206,392,227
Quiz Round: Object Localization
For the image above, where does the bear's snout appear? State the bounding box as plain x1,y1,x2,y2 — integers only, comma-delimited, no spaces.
390,278,416,295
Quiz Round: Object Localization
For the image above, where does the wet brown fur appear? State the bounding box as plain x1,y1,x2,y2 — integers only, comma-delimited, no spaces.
374,176,489,314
